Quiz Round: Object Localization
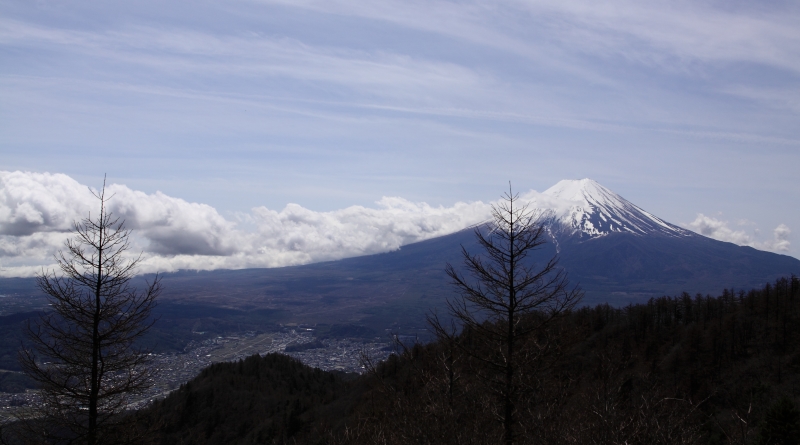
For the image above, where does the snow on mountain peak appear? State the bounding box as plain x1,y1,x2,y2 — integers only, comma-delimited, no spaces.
537,179,689,238
543,179,619,206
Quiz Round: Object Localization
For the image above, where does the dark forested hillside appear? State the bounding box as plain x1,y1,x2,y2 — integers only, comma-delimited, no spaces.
138,353,361,445
140,276,800,445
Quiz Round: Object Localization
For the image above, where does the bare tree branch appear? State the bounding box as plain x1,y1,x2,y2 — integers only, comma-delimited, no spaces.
11,177,161,445
429,185,583,445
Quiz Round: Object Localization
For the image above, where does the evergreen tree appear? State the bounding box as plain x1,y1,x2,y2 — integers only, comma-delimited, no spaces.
759,397,800,445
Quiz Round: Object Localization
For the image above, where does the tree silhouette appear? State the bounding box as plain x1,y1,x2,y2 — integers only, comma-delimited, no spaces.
15,179,161,445
429,185,582,445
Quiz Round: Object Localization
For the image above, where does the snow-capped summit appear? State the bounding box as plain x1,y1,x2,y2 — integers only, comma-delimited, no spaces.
540,179,689,239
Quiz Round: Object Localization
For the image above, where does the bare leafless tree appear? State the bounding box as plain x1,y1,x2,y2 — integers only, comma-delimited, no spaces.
14,179,161,445
429,185,582,445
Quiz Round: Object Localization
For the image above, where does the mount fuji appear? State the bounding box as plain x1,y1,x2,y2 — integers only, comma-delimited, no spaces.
133,179,799,325
499,178,797,303
1,180,797,334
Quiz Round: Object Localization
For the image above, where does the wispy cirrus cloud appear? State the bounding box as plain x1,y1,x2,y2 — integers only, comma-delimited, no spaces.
6,0,798,132
261,0,800,73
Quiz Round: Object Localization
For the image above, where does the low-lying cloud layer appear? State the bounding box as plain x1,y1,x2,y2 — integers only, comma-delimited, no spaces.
0,171,493,276
0,171,793,277
686,214,791,254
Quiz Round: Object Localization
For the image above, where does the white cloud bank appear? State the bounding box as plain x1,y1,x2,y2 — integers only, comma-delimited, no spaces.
685,214,791,253
0,171,494,277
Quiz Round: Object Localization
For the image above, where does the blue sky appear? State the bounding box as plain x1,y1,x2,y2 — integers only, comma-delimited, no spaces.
1,0,799,274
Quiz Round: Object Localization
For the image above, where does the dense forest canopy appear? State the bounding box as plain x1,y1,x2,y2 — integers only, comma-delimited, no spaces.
136,276,800,445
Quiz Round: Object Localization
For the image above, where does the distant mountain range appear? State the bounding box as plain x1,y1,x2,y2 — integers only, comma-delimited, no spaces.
2,179,798,334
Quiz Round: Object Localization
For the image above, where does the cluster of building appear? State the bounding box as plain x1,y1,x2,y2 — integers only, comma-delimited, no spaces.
0,325,394,414
129,329,392,409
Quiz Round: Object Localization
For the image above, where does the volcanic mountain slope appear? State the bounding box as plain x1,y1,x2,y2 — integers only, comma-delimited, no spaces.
141,180,800,331
1,180,797,335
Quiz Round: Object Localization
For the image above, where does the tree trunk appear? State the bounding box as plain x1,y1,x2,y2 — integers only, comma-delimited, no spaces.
89,231,103,445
